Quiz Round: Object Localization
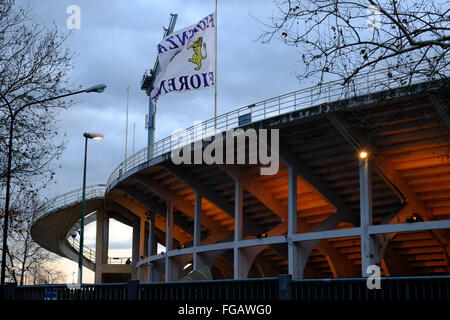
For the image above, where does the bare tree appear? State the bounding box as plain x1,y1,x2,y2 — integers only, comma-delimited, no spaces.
0,0,76,285
258,0,449,89
1,193,65,285
0,0,74,197
28,260,66,285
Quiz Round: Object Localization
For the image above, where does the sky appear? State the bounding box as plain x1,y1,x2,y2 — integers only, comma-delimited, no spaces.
16,0,305,283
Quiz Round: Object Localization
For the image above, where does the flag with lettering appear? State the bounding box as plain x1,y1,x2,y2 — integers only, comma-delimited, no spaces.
151,13,216,103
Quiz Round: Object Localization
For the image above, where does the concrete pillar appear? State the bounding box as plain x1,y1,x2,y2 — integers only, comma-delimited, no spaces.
234,180,244,279
103,213,109,264
359,158,378,276
147,212,156,282
288,166,301,278
193,191,202,270
132,218,140,280
139,218,147,258
95,209,109,284
165,201,174,282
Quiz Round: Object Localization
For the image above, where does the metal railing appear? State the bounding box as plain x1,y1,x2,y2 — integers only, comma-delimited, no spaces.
105,58,448,190
108,257,132,264
14,283,127,301
68,237,131,265
35,184,133,266
138,277,280,301
37,184,105,221
69,237,96,264
35,184,107,265
291,276,450,301
7,275,450,301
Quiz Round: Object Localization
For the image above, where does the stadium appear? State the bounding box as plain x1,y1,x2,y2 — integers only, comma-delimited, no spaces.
30,68,450,293
1,2,448,302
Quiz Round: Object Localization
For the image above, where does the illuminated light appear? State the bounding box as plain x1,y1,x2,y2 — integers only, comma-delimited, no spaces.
83,132,104,140
405,213,422,223
256,232,268,239
359,150,368,160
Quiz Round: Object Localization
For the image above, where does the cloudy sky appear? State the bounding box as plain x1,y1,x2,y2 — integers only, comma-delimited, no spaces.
16,0,305,282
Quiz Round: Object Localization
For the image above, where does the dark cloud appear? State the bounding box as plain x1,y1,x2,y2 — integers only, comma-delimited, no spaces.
15,0,304,198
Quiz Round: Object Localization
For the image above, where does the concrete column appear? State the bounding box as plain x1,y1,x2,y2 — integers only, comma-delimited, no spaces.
147,212,156,282
103,213,109,264
138,266,144,282
234,180,244,279
193,191,202,270
288,166,300,278
139,218,147,258
132,218,140,280
165,201,174,282
95,209,109,284
360,158,378,276
137,218,147,282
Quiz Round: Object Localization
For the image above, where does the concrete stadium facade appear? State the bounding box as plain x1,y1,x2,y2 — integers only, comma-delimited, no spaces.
32,75,450,283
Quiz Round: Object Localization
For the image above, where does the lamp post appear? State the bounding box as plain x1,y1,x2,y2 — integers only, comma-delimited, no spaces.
78,132,103,284
0,84,107,288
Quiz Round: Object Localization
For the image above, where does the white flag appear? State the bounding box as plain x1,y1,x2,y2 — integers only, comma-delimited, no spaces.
151,13,216,103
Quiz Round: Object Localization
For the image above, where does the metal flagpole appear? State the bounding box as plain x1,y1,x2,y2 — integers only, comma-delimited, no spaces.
143,14,177,160
133,122,136,154
214,0,218,131
125,86,129,161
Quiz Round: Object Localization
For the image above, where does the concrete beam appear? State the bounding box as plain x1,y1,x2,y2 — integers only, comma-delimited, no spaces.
277,141,360,277
117,186,195,236
429,93,450,131
95,209,109,283
359,158,379,276
132,218,140,280
327,113,450,273
118,185,165,214
133,175,230,240
165,201,174,282
160,164,261,236
106,202,138,227
110,193,192,244
162,163,234,216
288,166,300,277
193,191,202,270
218,164,287,224
234,179,243,279
278,142,357,226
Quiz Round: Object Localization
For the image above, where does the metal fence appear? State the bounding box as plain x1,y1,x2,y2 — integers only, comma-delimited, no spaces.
5,275,450,301
14,283,127,301
105,57,448,190
138,278,280,301
291,276,450,301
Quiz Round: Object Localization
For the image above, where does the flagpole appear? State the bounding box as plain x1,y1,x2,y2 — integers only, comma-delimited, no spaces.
214,0,218,131
125,86,129,161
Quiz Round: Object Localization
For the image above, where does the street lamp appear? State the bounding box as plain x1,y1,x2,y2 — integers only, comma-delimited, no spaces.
359,150,369,160
0,84,107,288
78,132,103,284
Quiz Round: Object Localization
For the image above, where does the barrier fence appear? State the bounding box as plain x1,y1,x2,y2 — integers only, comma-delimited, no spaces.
3,275,450,301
